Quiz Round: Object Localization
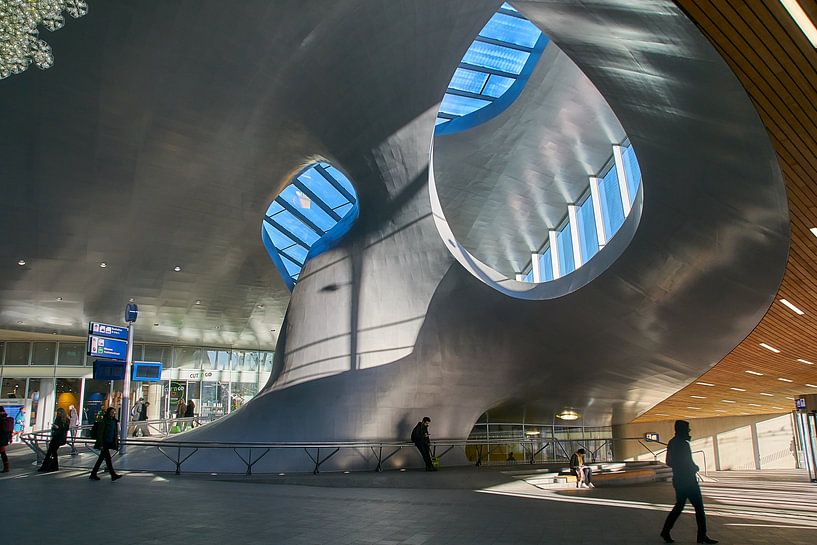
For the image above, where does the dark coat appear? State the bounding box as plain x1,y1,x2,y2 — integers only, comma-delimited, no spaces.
93,415,119,450
185,400,195,418
570,452,589,469
666,435,699,487
50,416,70,446
411,422,429,446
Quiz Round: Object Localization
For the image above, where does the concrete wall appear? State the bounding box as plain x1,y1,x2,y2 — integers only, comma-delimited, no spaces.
613,413,798,471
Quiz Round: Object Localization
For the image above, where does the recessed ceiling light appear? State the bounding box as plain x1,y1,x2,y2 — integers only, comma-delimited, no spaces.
56,297,63,301
99,262,107,268
128,298,134,303
654,413,669,416
721,399,736,403
771,406,785,410
173,266,182,272
760,392,774,397
195,300,201,305
715,409,727,412
748,403,761,407
16,320,23,324
696,382,715,387
779,298,805,315
690,395,706,399
687,406,701,410
17,259,26,266
778,377,793,382
257,304,264,309
797,358,814,365
759,343,780,353
806,384,817,388
745,370,764,376
780,0,817,48
730,387,747,392
153,323,159,326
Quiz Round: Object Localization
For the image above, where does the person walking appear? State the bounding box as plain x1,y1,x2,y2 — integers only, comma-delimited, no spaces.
131,398,144,437
138,401,151,436
89,407,122,481
175,399,187,431
660,420,717,544
38,408,70,472
411,416,435,471
0,407,13,472
68,404,79,455
185,399,195,428
570,448,595,488
12,408,26,443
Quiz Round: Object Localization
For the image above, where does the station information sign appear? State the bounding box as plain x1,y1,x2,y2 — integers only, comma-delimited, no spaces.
93,360,127,381
87,335,129,361
132,361,163,381
88,321,129,341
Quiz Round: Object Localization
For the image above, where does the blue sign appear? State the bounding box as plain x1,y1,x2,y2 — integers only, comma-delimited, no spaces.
93,360,126,381
87,335,128,361
88,322,129,341
132,361,163,382
796,398,807,410
125,303,138,323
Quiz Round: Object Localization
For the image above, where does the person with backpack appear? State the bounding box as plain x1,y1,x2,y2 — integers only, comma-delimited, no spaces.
411,416,436,471
89,407,122,481
38,407,70,472
0,406,14,472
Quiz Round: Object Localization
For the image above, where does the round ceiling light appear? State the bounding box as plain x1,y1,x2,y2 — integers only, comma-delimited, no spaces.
174,266,182,272
99,262,107,268
17,259,26,266
556,408,581,421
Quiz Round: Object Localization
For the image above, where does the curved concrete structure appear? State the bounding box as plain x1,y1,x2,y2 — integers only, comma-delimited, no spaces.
174,0,788,464
0,1,789,472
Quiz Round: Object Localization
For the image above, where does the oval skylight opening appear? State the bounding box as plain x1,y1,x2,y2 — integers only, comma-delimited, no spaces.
261,162,358,290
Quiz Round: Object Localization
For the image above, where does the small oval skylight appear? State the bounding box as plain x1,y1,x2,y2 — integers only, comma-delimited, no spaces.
262,163,358,290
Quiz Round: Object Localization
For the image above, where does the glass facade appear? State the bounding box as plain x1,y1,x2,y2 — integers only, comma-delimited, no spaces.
436,3,546,125
519,142,641,283
0,340,274,429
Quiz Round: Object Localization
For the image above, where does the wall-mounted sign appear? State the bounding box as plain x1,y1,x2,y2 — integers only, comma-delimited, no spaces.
93,360,126,381
87,335,128,361
132,361,163,382
88,322,129,341
645,432,660,442
796,397,807,411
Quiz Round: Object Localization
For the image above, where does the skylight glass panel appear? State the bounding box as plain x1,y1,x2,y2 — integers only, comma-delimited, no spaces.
479,13,541,48
538,247,554,281
522,270,534,283
263,222,299,251
622,144,641,206
448,68,489,94
440,93,492,117
435,117,450,126
297,170,348,210
323,165,357,199
557,223,575,276
266,200,284,217
334,202,354,216
461,41,530,74
279,253,302,278
501,2,518,11
284,244,309,264
577,195,599,262
278,185,336,232
272,209,322,244
482,75,515,98
599,166,625,240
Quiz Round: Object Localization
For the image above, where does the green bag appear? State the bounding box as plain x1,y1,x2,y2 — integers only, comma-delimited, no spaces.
169,424,181,434
431,456,440,469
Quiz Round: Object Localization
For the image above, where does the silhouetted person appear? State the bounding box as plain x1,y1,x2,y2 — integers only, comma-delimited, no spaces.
661,420,716,544
89,407,122,481
0,407,12,472
411,417,435,471
38,408,69,472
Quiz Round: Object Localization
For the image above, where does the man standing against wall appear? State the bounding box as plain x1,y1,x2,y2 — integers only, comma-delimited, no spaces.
411,417,435,471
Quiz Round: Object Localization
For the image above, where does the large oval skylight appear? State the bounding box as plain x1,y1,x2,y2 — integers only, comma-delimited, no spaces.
262,163,358,290
435,2,547,128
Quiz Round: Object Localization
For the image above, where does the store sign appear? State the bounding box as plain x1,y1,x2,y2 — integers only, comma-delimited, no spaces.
88,321,129,341
645,432,660,442
87,335,128,361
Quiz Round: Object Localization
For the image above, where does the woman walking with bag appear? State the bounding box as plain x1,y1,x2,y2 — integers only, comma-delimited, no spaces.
89,407,122,481
38,408,69,472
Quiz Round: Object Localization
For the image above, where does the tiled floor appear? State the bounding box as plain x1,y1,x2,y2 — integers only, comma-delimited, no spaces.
2,446,814,545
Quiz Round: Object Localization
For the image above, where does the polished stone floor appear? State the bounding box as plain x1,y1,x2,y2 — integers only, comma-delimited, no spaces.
2,445,815,545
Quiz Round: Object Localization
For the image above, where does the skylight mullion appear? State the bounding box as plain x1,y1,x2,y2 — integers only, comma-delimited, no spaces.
458,62,518,79
264,215,311,250
498,6,526,19
291,178,343,222
314,164,357,204
274,196,326,237
279,249,305,267
437,112,457,120
445,88,497,101
473,36,533,53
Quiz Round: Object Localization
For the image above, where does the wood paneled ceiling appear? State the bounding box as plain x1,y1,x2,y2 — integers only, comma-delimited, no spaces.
636,0,817,423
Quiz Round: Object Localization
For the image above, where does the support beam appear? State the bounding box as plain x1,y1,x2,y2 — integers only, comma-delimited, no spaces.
568,204,583,268
589,176,607,248
613,145,632,216
531,252,542,282
548,230,560,279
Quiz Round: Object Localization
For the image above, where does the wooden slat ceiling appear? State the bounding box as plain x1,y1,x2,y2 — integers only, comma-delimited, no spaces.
636,0,817,423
